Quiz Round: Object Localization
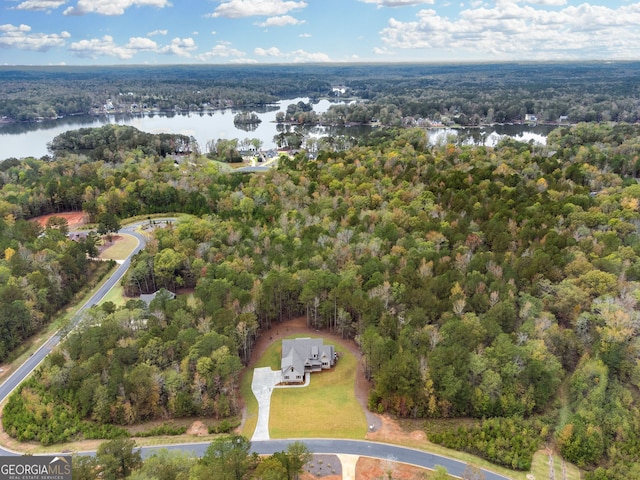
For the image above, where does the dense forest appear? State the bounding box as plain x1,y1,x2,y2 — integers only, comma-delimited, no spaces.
2,122,640,478
0,211,106,361
1,62,639,124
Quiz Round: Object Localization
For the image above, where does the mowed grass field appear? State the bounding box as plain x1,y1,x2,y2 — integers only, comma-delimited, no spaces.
267,336,367,439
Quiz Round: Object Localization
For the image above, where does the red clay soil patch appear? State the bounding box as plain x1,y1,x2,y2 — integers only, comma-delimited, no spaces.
186,421,209,436
357,457,430,479
367,414,410,443
30,212,87,230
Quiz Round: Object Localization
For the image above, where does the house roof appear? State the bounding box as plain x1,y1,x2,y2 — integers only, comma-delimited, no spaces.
281,347,305,376
140,289,176,305
281,338,334,375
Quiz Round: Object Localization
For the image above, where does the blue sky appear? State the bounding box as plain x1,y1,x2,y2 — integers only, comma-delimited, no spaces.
1,0,639,65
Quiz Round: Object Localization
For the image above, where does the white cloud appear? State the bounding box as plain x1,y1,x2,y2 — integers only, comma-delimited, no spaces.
70,35,135,58
158,37,197,57
197,43,246,61
290,49,330,62
373,46,395,55
69,35,166,59
0,23,69,51
257,15,305,27
14,0,67,11
125,37,158,50
63,0,171,16
210,0,307,18
298,33,311,38
525,0,566,5
255,46,282,56
0,24,31,33
254,46,329,62
380,2,640,60
148,29,168,36
359,0,434,7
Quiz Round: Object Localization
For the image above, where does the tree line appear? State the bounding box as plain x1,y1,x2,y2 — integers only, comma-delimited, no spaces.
71,436,314,480
2,63,639,126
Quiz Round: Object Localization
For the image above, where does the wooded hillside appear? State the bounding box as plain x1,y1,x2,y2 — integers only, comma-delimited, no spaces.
2,123,640,478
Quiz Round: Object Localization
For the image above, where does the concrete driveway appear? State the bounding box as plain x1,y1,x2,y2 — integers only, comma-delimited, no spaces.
250,367,282,441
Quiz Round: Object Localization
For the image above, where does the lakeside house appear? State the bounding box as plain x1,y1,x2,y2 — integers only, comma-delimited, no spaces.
281,338,336,384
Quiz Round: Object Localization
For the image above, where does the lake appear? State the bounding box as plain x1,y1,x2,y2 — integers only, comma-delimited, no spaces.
0,97,556,160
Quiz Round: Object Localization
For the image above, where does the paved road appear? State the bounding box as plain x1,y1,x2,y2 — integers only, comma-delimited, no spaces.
0,219,175,457
142,439,511,480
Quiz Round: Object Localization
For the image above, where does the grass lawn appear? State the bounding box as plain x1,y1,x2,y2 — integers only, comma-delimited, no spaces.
267,336,367,439
530,451,581,480
99,233,139,261
99,283,127,307
240,369,258,438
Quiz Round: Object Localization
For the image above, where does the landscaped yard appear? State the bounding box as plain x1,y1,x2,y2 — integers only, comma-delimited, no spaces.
99,233,139,261
265,335,367,439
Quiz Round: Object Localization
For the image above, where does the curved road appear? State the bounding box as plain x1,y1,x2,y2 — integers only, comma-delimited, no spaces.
0,218,513,479
145,439,511,480
0,220,162,455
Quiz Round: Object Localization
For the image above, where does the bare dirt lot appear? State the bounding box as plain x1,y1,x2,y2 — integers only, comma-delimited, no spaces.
29,211,87,230
30,212,124,256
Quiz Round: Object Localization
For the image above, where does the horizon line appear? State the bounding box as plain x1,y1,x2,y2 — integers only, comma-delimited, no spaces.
2,59,639,69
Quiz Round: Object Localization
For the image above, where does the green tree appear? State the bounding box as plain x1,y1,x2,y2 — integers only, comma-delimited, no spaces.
97,212,121,237
96,438,142,480
128,449,194,480
284,441,312,480
432,465,451,480
253,456,288,480
71,455,98,480
195,435,257,480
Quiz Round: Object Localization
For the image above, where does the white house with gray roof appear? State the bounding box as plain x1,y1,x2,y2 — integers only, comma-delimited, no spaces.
281,338,335,384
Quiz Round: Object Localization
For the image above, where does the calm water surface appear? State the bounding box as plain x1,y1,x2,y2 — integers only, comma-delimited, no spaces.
0,97,555,160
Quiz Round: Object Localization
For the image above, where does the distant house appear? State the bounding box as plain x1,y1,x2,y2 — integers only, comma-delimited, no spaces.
281,338,336,384
67,232,88,242
331,86,347,96
140,289,176,306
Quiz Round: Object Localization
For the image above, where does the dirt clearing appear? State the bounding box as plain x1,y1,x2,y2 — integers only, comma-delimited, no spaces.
29,211,87,229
